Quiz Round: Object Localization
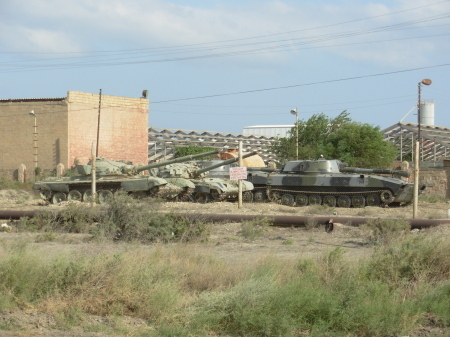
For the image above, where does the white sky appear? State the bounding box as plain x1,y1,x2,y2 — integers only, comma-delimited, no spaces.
1,0,449,133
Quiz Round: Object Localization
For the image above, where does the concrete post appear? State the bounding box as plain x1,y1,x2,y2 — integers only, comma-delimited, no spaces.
56,163,65,178
18,164,27,183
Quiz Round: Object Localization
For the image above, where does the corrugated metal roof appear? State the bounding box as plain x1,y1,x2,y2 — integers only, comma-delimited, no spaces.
243,125,294,128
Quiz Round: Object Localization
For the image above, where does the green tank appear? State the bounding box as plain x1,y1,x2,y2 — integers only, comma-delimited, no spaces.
149,151,258,203
33,150,220,204
200,164,278,202
265,159,422,207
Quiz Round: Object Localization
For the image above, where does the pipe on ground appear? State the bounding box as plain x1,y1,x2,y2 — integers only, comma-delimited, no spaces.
1,210,449,230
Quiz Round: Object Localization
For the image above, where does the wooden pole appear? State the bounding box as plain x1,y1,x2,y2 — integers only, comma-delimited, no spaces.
238,141,243,209
413,140,419,218
96,89,102,157
91,143,97,207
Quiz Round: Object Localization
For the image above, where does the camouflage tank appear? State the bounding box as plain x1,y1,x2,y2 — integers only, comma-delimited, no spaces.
149,151,258,203
246,167,279,202
33,150,220,204
265,159,422,207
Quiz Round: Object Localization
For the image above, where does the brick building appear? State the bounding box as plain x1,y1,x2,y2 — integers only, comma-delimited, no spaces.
0,91,149,179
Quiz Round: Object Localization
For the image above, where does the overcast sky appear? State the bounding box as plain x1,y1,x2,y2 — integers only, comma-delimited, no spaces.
1,0,449,134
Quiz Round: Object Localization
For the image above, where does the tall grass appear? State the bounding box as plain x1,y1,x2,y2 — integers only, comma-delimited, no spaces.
2,215,450,336
17,193,208,243
0,177,33,190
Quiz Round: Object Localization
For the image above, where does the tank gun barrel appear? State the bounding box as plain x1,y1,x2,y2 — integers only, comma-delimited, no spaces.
194,151,258,176
247,167,278,172
136,150,220,173
341,167,411,178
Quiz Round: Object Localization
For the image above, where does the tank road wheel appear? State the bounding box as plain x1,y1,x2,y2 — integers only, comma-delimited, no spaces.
281,194,295,207
243,191,254,203
67,190,82,202
39,190,52,201
366,194,381,207
98,190,114,204
148,186,160,197
210,190,221,201
52,192,66,204
83,190,95,203
323,195,337,207
132,190,150,199
268,191,281,203
351,195,365,208
380,190,395,205
295,194,308,207
195,192,211,203
179,188,194,202
308,195,322,206
337,195,351,208
253,190,267,202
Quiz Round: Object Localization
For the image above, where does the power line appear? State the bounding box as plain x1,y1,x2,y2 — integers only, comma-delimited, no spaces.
156,94,416,108
2,0,449,56
152,63,450,103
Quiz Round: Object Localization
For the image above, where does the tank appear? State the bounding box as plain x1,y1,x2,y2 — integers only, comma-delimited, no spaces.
265,159,423,207
149,151,258,203
246,167,279,202
33,150,220,204
202,164,278,202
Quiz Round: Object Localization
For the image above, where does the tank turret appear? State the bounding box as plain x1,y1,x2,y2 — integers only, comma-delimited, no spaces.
150,151,259,203
194,151,259,176
137,150,220,173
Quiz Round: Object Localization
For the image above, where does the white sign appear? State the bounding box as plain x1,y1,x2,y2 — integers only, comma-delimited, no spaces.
230,167,247,180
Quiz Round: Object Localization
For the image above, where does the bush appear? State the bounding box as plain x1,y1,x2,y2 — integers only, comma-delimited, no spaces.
16,193,209,244
362,219,410,246
97,193,208,243
240,217,272,240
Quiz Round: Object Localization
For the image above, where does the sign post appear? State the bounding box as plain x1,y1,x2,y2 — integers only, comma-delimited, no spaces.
230,167,248,180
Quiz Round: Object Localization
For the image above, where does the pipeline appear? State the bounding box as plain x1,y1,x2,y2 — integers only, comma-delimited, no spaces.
181,213,450,230
1,210,449,230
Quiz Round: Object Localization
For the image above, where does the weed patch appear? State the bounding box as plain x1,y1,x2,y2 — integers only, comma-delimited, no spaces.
240,217,272,240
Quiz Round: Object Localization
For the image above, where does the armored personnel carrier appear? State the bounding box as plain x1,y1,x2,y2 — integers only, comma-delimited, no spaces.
265,159,421,207
149,151,258,203
33,150,219,204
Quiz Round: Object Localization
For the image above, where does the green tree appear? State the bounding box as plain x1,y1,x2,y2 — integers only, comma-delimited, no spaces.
271,112,396,168
174,145,217,159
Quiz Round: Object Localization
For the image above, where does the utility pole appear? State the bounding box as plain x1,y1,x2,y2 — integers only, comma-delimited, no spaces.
96,89,102,157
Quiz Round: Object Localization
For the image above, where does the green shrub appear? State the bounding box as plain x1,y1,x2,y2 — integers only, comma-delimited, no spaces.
240,217,272,240
97,193,208,243
0,177,33,190
363,219,410,245
364,233,450,285
282,239,294,245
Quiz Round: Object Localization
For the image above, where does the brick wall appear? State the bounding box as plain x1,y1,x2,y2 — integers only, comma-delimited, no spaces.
0,99,69,173
67,91,148,166
419,167,448,198
0,91,149,180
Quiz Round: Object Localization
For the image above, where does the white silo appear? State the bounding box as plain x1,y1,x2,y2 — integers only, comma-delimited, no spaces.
420,100,435,126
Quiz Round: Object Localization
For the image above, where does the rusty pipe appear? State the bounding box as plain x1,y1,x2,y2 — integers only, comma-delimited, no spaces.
180,213,450,229
2,209,450,230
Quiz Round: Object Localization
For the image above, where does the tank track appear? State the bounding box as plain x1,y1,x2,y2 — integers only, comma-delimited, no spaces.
267,187,395,206
178,188,194,201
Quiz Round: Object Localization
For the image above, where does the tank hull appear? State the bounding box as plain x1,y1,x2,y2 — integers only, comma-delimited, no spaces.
33,175,183,204
191,178,254,203
266,171,417,207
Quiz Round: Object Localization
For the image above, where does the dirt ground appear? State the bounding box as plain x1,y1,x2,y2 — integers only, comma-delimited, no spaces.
1,189,450,336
